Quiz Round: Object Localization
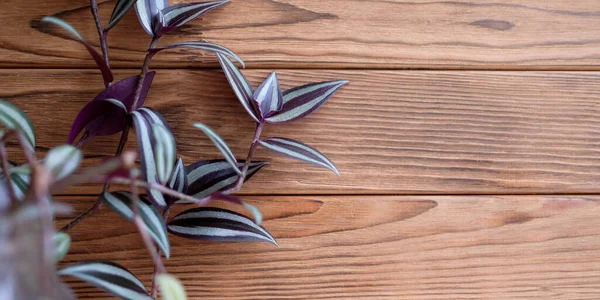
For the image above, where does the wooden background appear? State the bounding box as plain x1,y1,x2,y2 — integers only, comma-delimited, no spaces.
2,0,600,298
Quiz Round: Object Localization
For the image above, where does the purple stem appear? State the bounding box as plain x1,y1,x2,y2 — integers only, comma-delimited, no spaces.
225,122,264,193
90,0,111,87
60,125,131,232
130,176,165,277
0,141,17,204
151,207,171,298
131,37,160,110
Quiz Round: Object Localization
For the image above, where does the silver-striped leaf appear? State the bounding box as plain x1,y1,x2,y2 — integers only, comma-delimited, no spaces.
106,0,138,31
185,159,269,200
265,80,348,124
135,0,168,36
193,123,241,175
156,1,229,35
165,157,188,204
0,162,29,200
40,17,113,85
53,232,71,263
44,145,82,181
258,137,339,175
152,124,176,184
167,207,277,245
149,41,243,67
253,72,283,119
131,107,175,207
215,53,259,122
102,191,170,258
0,100,35,152
157,274,187,300
58,261,152,300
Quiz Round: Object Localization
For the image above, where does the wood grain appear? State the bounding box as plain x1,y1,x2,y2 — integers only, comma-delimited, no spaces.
2,0,600,69
3,69,600,195
57,194,600,299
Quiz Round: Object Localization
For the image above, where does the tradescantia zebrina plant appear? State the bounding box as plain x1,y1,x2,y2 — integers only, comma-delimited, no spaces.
0,0,347,299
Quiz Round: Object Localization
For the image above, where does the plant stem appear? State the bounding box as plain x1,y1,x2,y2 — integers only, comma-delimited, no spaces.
90,0,111,87
111,178,212,205
59,126,132,232
131,37,160,110
226,122,264,193
151,207,171,298
0,141,17,204
130,177,165,277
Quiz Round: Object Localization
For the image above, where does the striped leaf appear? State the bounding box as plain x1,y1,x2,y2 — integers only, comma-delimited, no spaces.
253,72,283,119
41,17,113,85
149,41,243,67
157,274,187,300
0,100,35,152
53,232,71,263
165,158,188,204
68,73,156,144
258,137,339,175
167,207,277,245
135,0,168,36
152,124,176,184
132,108,174,207
44,145,82,181
155,1,229,35
106,0,138,31
58,261,152,300
0,163,29,200
215,53,259,122
102,191,170,258
265,80,348,124
185,159,268,200
193,123,241,175
210,193,263,224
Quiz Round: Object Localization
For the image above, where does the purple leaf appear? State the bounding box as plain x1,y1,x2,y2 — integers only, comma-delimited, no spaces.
149,41,244,67
68,98,126,144
105,0,138,32
258,137,339,175
185,159,268,200
155,1,229,35
265,80,348,124
67,72,156,144
253,72,283,119
135,0,168,36
131,107,174,208
58,261,152,300
41,17,113,86
215,53,260,123
167,207,277,245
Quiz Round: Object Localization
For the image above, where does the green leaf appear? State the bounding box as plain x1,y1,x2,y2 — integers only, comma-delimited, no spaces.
44,145,82,180
152,124,176,184
157,274,187,300
0,99,35,151
53,232,71,263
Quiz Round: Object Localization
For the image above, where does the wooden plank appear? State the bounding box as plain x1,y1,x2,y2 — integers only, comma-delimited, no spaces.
3,69,600,195
57,195,600,299
2,0,600,69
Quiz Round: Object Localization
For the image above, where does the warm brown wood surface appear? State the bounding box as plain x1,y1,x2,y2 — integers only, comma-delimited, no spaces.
57,195,600,299
3,69,600,195
2,0,599,298
2,0,600,69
